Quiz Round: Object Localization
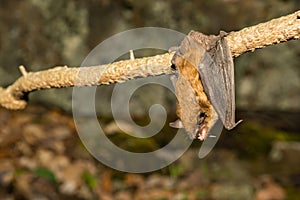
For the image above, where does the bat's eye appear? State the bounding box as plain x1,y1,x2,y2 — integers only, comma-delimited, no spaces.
199,112,206,118
197,112,207,125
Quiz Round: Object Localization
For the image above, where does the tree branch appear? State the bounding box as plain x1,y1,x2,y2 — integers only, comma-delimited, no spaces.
226,10,300,57
0,10,299,110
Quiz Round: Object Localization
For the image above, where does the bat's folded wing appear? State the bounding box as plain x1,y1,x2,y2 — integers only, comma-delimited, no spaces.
187,32,242,130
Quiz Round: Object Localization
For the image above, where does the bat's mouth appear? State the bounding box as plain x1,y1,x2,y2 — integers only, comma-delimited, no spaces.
195,125,208,141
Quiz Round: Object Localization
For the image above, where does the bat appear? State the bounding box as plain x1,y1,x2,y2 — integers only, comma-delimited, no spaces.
169,31,242,153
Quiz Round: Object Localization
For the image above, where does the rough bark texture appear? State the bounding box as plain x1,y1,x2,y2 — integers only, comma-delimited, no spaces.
226,10,300,57
0,10,299,110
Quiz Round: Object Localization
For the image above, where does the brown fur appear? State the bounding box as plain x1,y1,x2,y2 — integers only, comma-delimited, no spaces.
172,51,217,139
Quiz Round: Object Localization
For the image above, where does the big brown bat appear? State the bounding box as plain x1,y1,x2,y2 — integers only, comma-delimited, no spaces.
170,31,241,141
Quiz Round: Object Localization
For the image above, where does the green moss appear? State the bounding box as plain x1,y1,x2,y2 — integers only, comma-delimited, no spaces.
168,163,185,178
32,167,57,184
231,120,299,159
196,189,209,199
286,186,300,200
108,131,159,153
82,171,97,190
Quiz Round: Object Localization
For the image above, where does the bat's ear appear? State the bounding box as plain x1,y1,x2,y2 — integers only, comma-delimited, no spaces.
171,52,185,70
169,119,184,129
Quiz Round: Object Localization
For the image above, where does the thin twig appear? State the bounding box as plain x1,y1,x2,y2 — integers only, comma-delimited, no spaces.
0,10,299,110
19,65,28,77
130,50,135,60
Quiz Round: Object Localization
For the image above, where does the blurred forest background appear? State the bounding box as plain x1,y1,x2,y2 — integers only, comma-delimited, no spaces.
0,0,299,199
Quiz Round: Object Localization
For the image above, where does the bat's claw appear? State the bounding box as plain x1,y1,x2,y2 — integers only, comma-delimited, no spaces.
225,119,243,130
168,46,179,53
169,119,184,129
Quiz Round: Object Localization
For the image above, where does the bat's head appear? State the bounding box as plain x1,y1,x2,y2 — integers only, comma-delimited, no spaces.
193,108,219,141
194,112,209,140
170,108,218,141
